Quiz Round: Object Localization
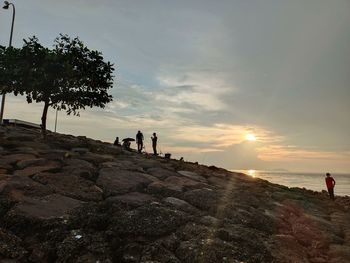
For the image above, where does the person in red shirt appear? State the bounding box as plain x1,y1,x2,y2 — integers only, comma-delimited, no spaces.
325,173,336,200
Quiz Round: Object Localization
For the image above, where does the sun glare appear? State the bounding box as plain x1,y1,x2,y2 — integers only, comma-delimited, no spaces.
247,169,256,177
245,133,257,141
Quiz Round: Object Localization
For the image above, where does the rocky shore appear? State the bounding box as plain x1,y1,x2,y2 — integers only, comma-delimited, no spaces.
0,125,349,263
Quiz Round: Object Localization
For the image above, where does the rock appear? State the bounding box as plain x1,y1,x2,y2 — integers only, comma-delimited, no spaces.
163,197,199,214
16,158,46,169
207,176,229,188
0,168,8,174
177,171,207,183
14,161,62,177
93,145,122,155
0,154,37,166
183,188,220,211
64,158,94,169
71,148,89,154
147,167,179,180
1,175,53,201
12,146,38,155
11,194,83,219
106,192,156,208
56,232,112,262
328,244,350,262
120,243,142,263
62,158,97,180
5,133,37,142
199,215,220,226
175,239,239,263
138,160,161,170
79,152,115,166
176,226,273,263
97,168,153,197
32,172,103,201
147,181,184,197
164,176,206,190
0,228,27,259
0,163,12,170
111,204,191,237
270,234,309,263
101,161,144,173
140,242,181,263
20,141,51,150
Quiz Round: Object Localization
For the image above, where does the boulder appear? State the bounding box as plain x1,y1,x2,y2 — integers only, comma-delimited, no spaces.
101,161,145,173
183,188,220,211
0,228,27,259
147,167,179,180
32,172,103,201
16,158,46,169
199,215,220,226
163,197,199,214
71,148,90,154
11,194,83,219
207,176,229,188
14,161,62,177
12,146,38,155
177,171,207,183
79,152,115,166
164,176,206,190
97,168,153,197
0,168,8,175
270,234,309,263
140,242,180,263
19,141,51,151
1,175,53,201
111,203,191,237
106,192,156,208
147,181,184,197
62,158,97,180
175,239,240,263
0,154,37,166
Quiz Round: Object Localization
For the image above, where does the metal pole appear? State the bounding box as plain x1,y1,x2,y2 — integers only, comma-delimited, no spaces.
54,109,58,132
0,2,15,124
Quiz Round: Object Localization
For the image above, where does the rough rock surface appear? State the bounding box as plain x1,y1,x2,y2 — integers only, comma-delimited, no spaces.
0,125,349,263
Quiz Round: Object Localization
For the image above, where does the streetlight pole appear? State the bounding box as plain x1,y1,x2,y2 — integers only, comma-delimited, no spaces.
0,1,15,124
54,109,58,132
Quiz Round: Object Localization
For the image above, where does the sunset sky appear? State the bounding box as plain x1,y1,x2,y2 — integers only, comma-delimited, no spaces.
1,0,349,173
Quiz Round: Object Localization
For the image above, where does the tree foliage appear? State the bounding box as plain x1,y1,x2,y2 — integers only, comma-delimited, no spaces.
0,35,114,137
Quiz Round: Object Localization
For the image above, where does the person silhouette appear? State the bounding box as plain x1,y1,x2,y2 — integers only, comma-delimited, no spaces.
136,130,144,153
325,172,336,200
113,137,120,146
151,132,158,155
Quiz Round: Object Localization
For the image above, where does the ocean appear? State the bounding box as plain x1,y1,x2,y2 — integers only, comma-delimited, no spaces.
234,170,350,197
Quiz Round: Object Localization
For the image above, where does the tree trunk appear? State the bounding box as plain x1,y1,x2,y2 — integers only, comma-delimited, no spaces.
41,102,49,138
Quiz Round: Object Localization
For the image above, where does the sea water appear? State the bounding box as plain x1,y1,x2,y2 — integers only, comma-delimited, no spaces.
234,170,350,196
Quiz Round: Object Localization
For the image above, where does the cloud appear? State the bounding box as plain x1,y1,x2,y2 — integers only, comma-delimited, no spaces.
1,0,349,173
257,145,350,162
171,123,282,147
156,70,236,112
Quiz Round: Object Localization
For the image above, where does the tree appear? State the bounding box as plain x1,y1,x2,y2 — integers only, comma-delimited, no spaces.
0,35,114,137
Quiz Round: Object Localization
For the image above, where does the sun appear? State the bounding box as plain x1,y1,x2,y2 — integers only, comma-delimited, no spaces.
247,169,256,177
245,133,257,141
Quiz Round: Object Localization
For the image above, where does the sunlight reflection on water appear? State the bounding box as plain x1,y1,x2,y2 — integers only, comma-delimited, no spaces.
234,170,350,196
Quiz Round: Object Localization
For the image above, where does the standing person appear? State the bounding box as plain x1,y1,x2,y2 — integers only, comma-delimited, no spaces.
151,132,158,156
325,173,336,200
136,130,144,153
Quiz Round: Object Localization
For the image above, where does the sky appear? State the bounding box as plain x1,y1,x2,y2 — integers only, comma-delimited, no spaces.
0,0,349,173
